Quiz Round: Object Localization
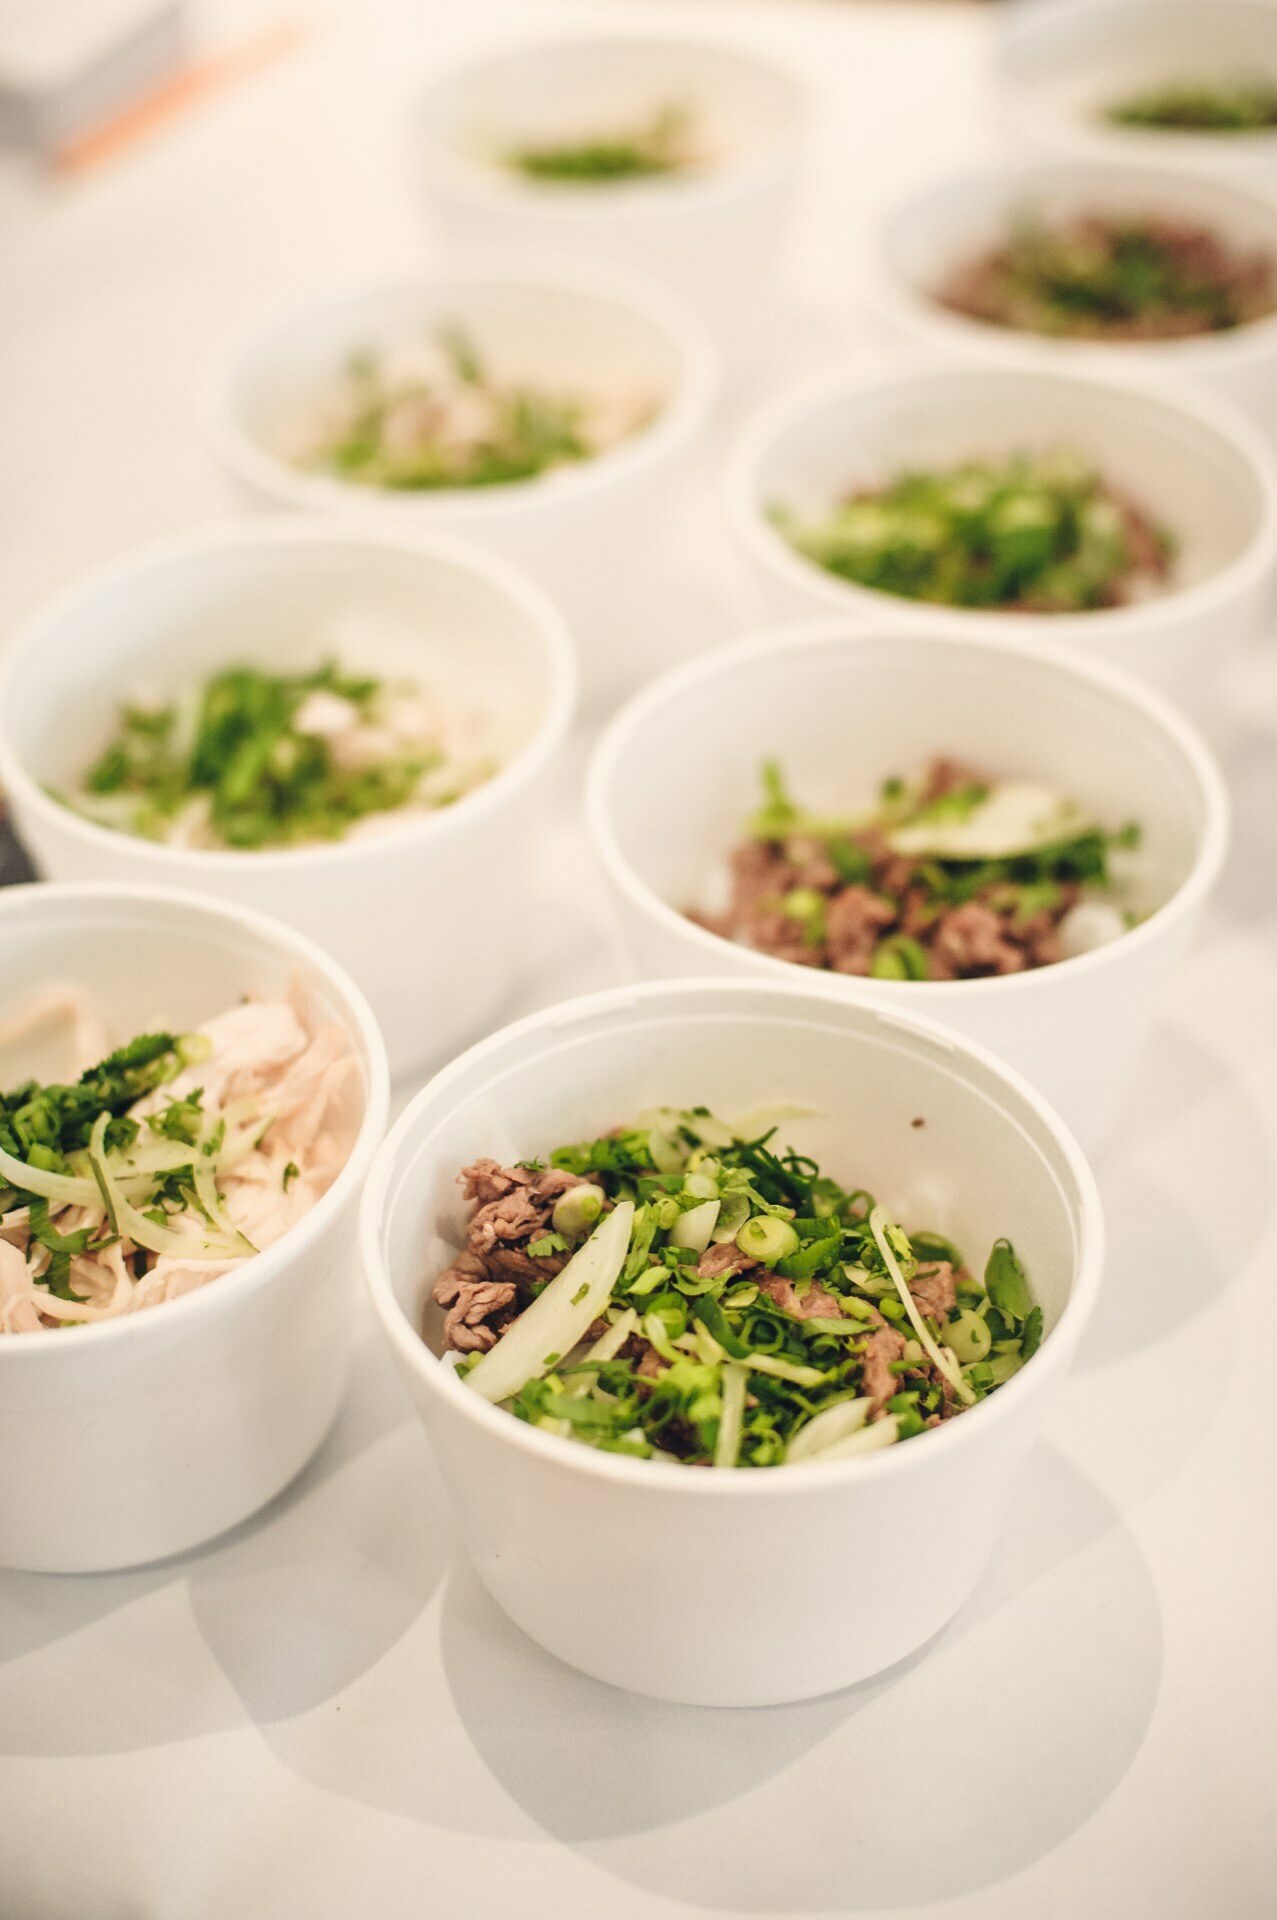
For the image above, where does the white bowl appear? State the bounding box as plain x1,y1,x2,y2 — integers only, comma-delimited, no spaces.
202,258,717,705
0,522,576,1079
586,623,1228,1151
360,977,1102,1707
726,358,1277,687
0,882,390,1573
412,31,811,341
874,159,1277,435
998,0,1277,182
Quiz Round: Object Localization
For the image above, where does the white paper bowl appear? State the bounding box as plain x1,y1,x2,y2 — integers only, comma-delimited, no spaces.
0,522,576,1078
412,32,811,340
874,159,1277,435
997,0,1277,182
726,359,1277,686
360,977,1101,1707
0,882,390,1574
586,623,1228,1151
202,259,717,704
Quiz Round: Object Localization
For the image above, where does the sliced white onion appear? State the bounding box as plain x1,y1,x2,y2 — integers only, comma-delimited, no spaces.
785,1395,872,1464
669,1198,720,1255
465,1200,635,1406
888,782,1092,861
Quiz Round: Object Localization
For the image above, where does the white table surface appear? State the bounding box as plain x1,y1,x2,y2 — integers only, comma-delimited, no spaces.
2,3,1276,1916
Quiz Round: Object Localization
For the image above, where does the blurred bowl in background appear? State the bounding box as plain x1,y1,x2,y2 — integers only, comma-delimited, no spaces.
997,0,1277,181
201,257,718,707
873,159,1277,437
726,358,1277,689
0,881,389,1573
0,521,576,1079
411,30,812,345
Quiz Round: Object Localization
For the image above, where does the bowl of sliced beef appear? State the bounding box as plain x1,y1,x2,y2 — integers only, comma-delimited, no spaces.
360,976,1101,1704
587,620,1228,1150
872,159,1277,437
726,359,1277,690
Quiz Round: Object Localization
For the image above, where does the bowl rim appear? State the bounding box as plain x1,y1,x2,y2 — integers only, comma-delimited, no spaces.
0,517,578,875
875,155,1277,370
199,252,719,522
0,880,391,1357
725,353,1277,635
996,0,1277,163
359,975,1103,1496
584,616,1230,1002
413,24,814,217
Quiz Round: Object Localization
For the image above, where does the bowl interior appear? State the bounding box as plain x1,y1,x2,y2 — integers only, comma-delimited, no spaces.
3,534,558,805
421,37,805,186
377,987,1086,1364
598,632,1206,934
0,889,371,1119
752,370,1267,593
223,277,684,488
1002,2,1277,145
886,162,1277,318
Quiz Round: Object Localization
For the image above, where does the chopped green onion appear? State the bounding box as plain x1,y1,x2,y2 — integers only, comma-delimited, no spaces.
736,1214,800,1265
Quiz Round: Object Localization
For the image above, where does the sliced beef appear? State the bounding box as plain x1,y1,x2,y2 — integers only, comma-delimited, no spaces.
861,1323,907,1417
758,1274,846,1320
469,1185,544,1253
433,1158,588,1352
908,1261,957,1321
484,1244,568,1287
825,886,895,975
434,1250,518,1354
695,1241,757,1280
932,902,1027,977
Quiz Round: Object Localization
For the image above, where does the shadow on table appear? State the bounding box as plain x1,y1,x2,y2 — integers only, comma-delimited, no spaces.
1079,1018,1274,1374
0,1324,438,1750
426,1440,1160,1910
1202,693,1277,935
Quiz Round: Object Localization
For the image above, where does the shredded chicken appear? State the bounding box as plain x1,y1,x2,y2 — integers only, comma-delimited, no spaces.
0,982,357,1334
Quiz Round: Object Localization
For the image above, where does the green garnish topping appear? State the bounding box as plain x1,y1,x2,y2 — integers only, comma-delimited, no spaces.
304,327,649,492
775,449,1174,611
1106,78,1277,133
1,1031,189,1174
938,213,1277,340
505,103,694,183
704,758,1138,981
440,1108,1041,1468
64,660,482,851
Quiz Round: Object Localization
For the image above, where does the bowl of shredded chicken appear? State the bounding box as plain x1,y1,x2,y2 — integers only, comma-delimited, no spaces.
0,980,358,1332
0,882,389,1573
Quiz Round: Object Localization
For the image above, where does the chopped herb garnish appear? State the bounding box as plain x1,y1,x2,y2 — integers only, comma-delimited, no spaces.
937,212,1277,340
506,103,696,183
63,660,489,851
304,327,651,492
1105,78,1277,134
430,1110,1041,1468
774,448,1174,611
